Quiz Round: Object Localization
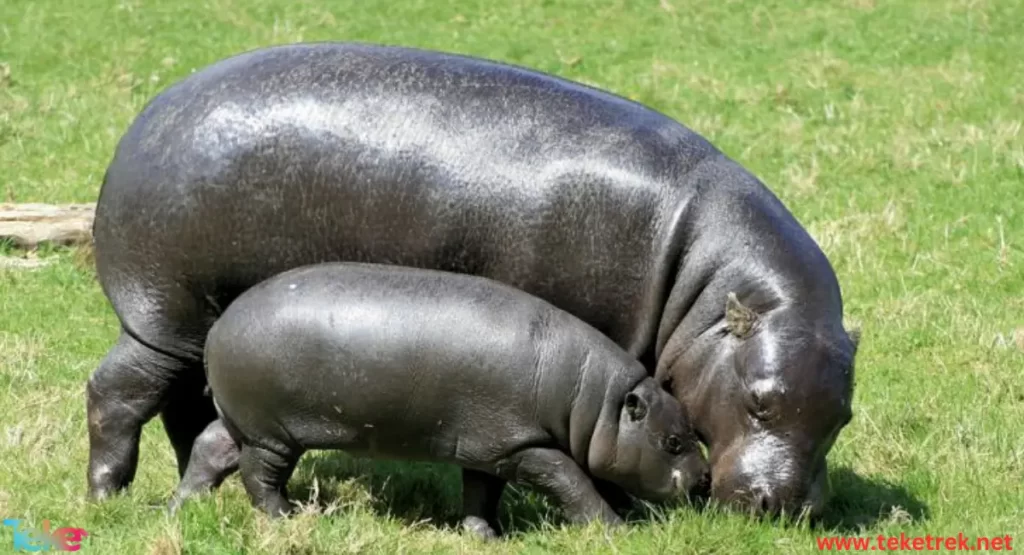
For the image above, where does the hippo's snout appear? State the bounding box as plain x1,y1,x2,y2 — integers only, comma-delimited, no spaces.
742,478,820,517
710,434,826,518
712,473,821,518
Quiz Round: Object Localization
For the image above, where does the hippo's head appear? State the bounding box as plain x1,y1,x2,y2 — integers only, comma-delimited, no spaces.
590,378,710,503
661,292,859,519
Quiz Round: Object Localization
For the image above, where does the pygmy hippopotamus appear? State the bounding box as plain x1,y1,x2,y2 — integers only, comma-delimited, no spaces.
173,263,709,536
88,42,859,517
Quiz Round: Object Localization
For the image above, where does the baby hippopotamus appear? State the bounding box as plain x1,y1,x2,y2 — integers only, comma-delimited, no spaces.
179,262,709,537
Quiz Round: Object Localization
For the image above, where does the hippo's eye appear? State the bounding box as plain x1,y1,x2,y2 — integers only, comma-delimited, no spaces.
662,435,685,455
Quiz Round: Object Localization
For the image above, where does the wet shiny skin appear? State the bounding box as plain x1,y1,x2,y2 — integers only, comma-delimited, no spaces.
180,263,709,533
662,306,858,517
88,42,857,516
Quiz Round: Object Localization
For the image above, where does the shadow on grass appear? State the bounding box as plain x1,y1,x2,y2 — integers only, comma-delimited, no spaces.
287,455,926,535
287,451,675,536
815,466,930,533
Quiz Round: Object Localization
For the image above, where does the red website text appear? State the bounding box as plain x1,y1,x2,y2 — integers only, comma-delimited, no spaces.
817,532,1013,551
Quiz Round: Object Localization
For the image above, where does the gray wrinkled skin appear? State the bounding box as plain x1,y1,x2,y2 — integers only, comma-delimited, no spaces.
88,42,858,517
183,263,710,536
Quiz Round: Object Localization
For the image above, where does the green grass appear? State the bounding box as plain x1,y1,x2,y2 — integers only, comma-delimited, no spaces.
2,0,1022,552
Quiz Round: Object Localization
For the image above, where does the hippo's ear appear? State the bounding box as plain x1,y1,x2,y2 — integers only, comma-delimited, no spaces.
725,292,758,338
624,392,648,422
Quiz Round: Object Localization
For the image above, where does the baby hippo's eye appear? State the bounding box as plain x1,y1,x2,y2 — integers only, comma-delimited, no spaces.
662,435,685,455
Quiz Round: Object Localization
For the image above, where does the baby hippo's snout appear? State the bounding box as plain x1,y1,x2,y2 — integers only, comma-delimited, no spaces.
672,454,712,499
592,378,710,504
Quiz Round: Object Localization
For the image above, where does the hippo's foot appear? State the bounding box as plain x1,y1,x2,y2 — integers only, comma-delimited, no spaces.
238,443,301,518
168,419,240,513
461,469,505,540
87,331,195,500
503,448,624,528
461,516,499,540
161,377,219,479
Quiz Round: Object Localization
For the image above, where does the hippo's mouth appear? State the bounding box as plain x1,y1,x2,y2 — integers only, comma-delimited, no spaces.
670,467,711,501
709,476,824,520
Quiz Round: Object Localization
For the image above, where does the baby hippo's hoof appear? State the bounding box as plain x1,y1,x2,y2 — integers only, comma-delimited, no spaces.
461,516,499,541
166,494,188,515
166,484,210,515
167,481,211,515
265,501,298,519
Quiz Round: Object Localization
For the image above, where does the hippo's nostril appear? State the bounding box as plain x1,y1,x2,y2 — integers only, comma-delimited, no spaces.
752,488,780,516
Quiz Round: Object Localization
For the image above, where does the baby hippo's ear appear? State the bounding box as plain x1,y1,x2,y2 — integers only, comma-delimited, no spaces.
624,391,648,422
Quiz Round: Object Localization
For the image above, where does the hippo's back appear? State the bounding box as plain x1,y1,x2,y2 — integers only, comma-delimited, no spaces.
93,42,720,361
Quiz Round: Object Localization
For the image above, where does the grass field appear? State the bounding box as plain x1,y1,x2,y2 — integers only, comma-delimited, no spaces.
1,0,1022,552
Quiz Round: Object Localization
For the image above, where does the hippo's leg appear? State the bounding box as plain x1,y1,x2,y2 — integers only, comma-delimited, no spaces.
460,469,506,540
505,448,623,527
238,443,301,518
160,379,218,477
168,419,240,512
86,331,191,499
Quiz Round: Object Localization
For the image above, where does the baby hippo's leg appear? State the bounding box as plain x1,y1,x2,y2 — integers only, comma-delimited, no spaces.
505,448,623,527
168,419,240,512
238,443,302,518
461,469,506,540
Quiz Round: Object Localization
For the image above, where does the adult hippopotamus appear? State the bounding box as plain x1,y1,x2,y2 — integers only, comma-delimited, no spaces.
174,262,709,537
87,42,860,517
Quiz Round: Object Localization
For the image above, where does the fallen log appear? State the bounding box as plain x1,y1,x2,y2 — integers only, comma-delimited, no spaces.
0,256,56,269
0,203,96,249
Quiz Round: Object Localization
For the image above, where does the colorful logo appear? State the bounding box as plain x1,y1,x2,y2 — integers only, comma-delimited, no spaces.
2,519,89,552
